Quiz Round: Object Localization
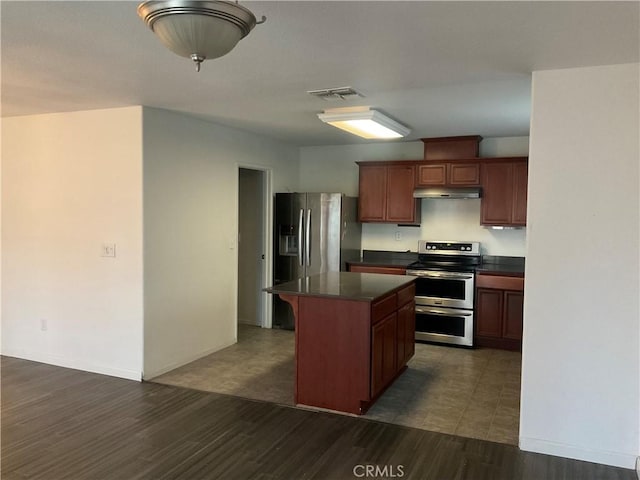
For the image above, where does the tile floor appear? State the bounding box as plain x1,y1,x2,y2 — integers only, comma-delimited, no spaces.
151,324,521,445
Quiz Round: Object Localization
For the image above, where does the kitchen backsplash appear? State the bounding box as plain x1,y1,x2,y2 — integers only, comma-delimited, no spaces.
361,198,526,256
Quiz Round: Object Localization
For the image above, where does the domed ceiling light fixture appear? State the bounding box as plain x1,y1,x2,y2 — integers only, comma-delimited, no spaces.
137,0,266,72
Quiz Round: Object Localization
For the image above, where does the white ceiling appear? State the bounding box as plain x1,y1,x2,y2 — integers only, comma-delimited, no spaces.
2,1,638,146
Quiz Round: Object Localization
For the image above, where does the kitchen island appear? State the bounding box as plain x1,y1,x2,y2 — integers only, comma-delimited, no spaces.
265,272,415,415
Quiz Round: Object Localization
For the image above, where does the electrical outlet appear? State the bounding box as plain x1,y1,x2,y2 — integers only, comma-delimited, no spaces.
40,319,47,331
101,243,116,257
394,231,402,241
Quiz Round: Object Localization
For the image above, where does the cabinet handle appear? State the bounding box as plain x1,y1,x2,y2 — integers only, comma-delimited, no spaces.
416,307,472,317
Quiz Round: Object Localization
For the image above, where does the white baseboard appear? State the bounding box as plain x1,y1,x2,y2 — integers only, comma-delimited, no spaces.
1,348,142,381
520,436,637,470
143,339,236,380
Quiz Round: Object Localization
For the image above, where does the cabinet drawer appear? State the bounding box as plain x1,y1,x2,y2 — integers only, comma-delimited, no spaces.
397,284,415,306
476,274,524,291
349,265,406,275
372,294,397,324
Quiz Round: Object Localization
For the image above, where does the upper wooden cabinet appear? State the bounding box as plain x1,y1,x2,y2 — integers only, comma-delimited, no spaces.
512,161,528,225
358,164,386,221
480,158,528,227
421,136,482,160
357,162,421,224
416,161,480,187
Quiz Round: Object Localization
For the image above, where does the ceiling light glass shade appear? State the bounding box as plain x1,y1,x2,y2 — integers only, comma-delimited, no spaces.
137,1,264,71
317,109,411,139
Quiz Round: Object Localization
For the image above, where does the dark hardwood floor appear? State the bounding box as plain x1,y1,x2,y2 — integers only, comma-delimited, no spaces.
1,356,634,480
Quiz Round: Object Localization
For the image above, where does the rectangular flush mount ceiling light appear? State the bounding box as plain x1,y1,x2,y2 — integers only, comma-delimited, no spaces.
317,108,410,139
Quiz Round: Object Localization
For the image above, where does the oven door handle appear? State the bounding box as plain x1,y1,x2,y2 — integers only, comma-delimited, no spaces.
407,271,473,280
416,307,473,316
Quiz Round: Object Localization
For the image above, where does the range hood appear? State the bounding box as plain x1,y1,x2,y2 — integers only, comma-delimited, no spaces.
413,187,482,199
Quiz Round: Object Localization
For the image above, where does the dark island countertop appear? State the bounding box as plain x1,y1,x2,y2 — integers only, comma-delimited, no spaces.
265,272,415,301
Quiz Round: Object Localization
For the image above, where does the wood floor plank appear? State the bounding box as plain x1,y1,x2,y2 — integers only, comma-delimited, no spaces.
1,356,635,480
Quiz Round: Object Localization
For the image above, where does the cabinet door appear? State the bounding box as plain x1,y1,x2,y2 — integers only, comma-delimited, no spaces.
449,163,480,186
382,314,398,386
512,161,528,226
475,288,503,337
386,165,418,223
358,165,387,221
503,291,524,340
397,300,415,367
481,162,514,226
416,164,446,186
371,319,385,397
371,313,397,398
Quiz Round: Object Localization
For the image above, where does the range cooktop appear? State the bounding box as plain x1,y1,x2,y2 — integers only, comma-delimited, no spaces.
407,240,481,272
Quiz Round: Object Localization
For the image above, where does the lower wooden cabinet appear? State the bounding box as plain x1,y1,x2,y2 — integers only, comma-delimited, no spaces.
370,286,415,399
371,312,397,398
502,291,524,340
348,264,406,275
396,300,415,367
475,288,503,338
475,274,524,351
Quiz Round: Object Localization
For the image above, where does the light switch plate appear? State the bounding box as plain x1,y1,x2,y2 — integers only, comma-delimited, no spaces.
101,243,116,257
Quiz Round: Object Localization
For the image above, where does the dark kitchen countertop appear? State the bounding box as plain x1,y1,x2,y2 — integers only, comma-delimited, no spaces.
264,272,415,301
347,250,418,269
477,256,525,277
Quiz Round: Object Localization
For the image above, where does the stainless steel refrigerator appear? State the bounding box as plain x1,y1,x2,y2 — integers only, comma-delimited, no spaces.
273,193,361,329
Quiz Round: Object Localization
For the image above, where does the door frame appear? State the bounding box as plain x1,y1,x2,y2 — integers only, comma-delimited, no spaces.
236,164,273,332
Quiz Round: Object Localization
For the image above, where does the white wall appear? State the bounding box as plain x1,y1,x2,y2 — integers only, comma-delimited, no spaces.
1,107,144,380
142,108,299,378
299,137,529,255
298,142,423,196
521,63,639,468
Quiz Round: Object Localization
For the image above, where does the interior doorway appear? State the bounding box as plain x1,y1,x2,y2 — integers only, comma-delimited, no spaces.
237,167,270,328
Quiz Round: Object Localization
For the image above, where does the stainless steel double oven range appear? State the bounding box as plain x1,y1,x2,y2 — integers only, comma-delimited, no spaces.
406,241,481,347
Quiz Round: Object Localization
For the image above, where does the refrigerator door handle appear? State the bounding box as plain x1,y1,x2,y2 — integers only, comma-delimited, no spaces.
305,209,311,266
298,209,304,266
